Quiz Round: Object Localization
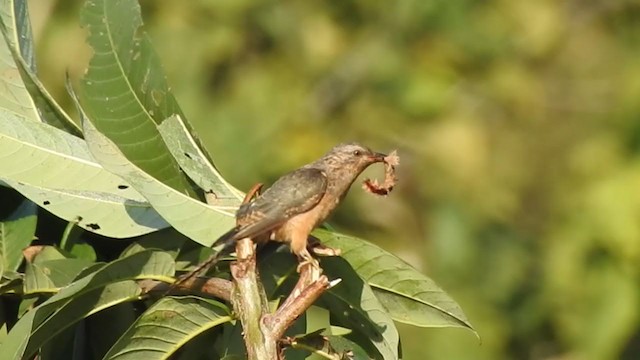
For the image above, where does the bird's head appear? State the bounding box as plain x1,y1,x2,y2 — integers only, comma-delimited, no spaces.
319,143,387,174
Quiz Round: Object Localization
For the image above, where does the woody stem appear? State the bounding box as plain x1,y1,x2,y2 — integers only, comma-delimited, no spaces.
230,238,277,360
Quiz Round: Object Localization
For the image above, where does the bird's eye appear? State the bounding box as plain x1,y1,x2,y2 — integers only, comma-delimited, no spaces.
353,150,362,156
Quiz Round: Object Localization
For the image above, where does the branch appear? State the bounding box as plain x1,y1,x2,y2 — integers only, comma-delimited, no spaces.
139,277,232,301
263,263,335,341
230,237,277,360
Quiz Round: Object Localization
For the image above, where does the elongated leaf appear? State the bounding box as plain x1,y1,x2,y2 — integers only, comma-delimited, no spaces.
0,0,158,237
79,0,191,194
0,0,81,135
0,0,34,70
22,262,54,294
29,245,66,263
0,199,36,276
86,303,139,359
320,257,399,360
104,296,232,360
0,250,174,360
0,270,21,294
5,180,169,237
0,0,37,122
0,113,126,193
24,258,96,294
286,332,369,360
317,230,474,333
59,221,97,261
158,115,244,205
174,322,231,360
81,115,236,246
21,246,92,293
0,113,170,237
68,242,97,262
119,228,187,260
26,281,141,358
17,56,81,135
326,335,370,360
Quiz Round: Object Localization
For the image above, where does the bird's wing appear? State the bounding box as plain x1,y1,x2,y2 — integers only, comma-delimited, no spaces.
233,167,328,240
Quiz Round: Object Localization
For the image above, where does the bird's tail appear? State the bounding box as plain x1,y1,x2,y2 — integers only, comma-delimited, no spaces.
169,227,239,291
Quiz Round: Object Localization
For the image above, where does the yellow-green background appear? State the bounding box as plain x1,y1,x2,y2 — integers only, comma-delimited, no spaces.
29,0,640,359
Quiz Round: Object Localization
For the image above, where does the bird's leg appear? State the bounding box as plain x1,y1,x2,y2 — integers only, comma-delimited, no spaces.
307,234,341,257
296,247,320,274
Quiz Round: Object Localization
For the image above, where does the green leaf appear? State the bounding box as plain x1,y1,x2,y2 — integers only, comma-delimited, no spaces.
0,300,8,343
320,257,399,360
26,281,141,359
30,246,66,263
119,228,187,259
86,303,139,359
0,0,35,71
158,114,244,205
174,244,214,271
216,323,246,359
0,0,38,123
257,250,297,297
306,306,331,336
59,222,97,261
0,199,36,276
6,180,169,237
317,229,475,333
170,320,223,360
0,249,174,360
17,297,37,318
0,270,21,294
104,296,232,360
0,113,170,237
286,331,368,360
24,258,95,294
22,261,56,295
0,0,81,135
38,323,79,360
81,114,237,247
78,0,192,194
220,356,245,360
325,335,370,360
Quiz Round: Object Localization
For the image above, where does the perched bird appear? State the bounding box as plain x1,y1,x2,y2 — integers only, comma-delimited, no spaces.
175,143,388,286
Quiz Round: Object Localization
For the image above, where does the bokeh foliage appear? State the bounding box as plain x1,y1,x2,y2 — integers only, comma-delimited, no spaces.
30,0,640,359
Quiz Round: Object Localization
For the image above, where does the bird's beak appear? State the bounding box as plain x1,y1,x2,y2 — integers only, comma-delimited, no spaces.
369,152,387,163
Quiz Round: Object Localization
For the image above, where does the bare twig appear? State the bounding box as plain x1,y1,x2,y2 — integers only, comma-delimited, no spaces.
264,264,332,340
139,278,232,301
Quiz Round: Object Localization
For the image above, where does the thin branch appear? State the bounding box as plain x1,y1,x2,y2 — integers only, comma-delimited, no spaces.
264,263,334,340
139,278,232,301
268,277,331,340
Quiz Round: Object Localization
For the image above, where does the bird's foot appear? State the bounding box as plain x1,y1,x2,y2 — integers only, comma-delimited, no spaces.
307,235,341,257
311,245,341,257
296,257,320,273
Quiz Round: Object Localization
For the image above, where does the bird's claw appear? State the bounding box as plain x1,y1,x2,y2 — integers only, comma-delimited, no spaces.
296,257,320,273
311,245,341,257
307,235,341,257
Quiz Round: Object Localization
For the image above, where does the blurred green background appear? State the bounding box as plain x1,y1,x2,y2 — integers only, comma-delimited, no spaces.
28,0,640,359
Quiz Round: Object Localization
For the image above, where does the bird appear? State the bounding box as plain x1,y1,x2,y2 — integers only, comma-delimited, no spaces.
173,143,388,287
